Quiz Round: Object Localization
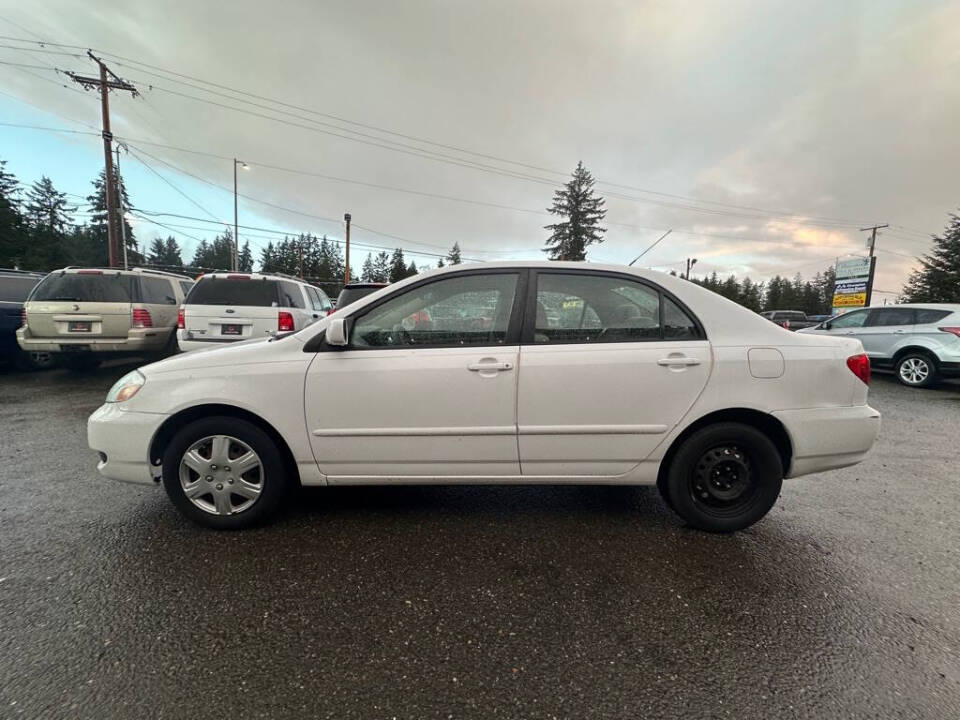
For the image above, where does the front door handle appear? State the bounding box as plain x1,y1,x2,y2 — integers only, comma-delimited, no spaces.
657,357,701,367
467,361,513,372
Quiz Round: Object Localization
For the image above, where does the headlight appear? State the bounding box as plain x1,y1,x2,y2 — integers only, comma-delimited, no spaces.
106,370,146,403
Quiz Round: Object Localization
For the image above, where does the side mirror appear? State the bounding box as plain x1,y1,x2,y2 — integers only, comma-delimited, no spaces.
326,318,348,346
823,321,832,330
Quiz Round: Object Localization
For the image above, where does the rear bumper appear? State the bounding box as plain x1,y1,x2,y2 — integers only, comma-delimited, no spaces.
17,326,170,354
176,332,242,352
88,403,167,485
774,404,881,478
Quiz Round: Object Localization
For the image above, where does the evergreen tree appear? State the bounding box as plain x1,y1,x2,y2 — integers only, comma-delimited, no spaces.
437,257,445,268
147,236,185,268
83,170,137,266
901,213,960,302
238,241,253,272
388,247,407,282
259,241,276,272
543,161,606,261
22,176,75,270
407,260,418,276
445,242,462,265
361,253,374,282
372,251,391,282
0,159,25,267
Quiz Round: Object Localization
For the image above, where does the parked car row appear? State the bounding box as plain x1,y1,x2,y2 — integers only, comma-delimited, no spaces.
5,266,351,370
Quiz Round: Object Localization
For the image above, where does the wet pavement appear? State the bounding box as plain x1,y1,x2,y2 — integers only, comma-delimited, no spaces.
1,362,958,719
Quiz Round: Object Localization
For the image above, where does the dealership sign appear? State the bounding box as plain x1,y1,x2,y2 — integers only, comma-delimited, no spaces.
832,256,876,309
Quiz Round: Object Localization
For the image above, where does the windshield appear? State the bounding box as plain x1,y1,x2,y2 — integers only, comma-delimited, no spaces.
30,273,136,303
185,278,279,306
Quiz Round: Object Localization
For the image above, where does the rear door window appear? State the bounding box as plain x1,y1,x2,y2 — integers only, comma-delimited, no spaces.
866,308,914,326
185,278,279,306
278,281,306,309
140,277,178,305
31,273,136,303
178,280,194,297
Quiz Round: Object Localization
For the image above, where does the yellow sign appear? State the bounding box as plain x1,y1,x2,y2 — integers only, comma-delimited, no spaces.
833,292,866,308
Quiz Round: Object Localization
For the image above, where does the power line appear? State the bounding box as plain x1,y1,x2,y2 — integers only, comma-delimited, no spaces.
125,145,221,222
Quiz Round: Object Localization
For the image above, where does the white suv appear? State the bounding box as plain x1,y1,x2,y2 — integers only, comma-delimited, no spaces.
177,272,332,352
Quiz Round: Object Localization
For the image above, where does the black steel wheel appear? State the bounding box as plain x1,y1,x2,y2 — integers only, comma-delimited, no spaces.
663,422,783,532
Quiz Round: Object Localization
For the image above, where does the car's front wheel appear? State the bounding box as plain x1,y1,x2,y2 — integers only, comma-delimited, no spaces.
661,422,783,533
895,352,938,388
162,416,289,529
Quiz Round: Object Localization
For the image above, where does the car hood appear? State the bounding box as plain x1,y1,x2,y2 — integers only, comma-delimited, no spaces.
139,334,303,376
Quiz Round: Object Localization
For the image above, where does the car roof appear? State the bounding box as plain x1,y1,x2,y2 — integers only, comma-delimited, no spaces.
51,266,195,281
341,282,388,289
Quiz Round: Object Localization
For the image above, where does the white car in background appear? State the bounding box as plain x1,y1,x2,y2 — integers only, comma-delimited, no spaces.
177,272,332,352
90,262,881,532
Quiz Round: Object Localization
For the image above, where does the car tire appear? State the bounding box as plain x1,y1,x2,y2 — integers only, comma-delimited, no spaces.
664,422,783,533
895,352,938,388
61,355,100,371
162,416,289,530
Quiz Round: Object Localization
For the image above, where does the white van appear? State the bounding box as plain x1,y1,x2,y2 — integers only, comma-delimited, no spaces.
177,272,332,352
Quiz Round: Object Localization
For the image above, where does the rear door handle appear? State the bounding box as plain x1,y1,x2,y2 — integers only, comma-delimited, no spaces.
467,361,513,372
657,357,701,367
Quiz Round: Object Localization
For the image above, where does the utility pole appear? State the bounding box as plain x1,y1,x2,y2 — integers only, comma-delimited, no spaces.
860,223,889,258
66,53,137,268
115,145,128,269
344,213,352,284
860,224,887,306
298,239,304,279
684,257,698,280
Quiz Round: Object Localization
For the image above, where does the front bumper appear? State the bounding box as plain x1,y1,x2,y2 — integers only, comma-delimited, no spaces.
88,403,168,485
774,404,881,478
17,327,170,354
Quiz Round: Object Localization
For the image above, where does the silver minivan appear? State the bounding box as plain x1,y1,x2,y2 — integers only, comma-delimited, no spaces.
798,303,960,387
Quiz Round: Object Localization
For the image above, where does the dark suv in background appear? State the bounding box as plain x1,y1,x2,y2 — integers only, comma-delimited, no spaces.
0,269,52,370
335,282,388,310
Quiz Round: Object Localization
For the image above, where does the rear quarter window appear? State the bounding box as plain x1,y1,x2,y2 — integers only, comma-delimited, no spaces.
30,273,136,303
140,277,178,305
915,309,951,324
0,276,42,302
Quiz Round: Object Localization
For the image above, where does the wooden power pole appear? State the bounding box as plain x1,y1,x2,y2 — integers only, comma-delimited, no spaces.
66,53,138,268
344,213,352,284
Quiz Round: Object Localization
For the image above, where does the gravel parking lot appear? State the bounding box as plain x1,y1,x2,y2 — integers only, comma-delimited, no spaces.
1,362,958,719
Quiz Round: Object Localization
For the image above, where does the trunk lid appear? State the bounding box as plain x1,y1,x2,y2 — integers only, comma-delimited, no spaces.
25,272,136,339
181,276,281,342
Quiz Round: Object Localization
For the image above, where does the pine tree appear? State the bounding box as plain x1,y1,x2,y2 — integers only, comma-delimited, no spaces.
406,260,418,276
361,253,374,282
259,242,276,272
0,159,25,267
437,257,445,268
22,176,75,270
388,248,407,282
147,236,184,269
901,213,960,302
84,170,136,266
445,242,462,265
543,161,606,261
238,241,253,272
24,176,74,232
372,251,391,282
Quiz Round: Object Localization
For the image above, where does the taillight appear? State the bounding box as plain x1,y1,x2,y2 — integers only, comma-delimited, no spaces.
278,311,295,332
132,308,153,328
782,320,791,330
938,326,960,338
846,353,870,385
177,308,185,329
20,308,27,328
325,308,336,316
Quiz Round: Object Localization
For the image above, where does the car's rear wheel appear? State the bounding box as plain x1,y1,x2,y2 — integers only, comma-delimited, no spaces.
895,352,938,388
161,416,288,529
662,422,783,532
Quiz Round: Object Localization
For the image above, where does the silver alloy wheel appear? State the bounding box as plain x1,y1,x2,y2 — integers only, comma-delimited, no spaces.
899,357,930,385
178,435,263,515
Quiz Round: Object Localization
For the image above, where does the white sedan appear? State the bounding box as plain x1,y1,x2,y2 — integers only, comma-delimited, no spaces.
88,262,881,532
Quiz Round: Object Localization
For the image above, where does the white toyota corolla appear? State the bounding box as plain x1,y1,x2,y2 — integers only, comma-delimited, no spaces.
88,262,880,532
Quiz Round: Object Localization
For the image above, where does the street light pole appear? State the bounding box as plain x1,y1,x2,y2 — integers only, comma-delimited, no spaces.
232,159,249,271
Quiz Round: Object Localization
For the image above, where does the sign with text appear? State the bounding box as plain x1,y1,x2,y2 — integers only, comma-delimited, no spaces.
832,257,875,310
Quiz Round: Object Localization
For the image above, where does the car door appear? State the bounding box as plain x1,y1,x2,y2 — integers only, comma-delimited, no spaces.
304,270,524,479
139,276,179,331
517,270,711,477
857,307,916,360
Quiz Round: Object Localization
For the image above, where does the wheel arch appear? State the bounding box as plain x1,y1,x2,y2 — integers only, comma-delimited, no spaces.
656,408,793,488
149,403,301,486
892,345,940,368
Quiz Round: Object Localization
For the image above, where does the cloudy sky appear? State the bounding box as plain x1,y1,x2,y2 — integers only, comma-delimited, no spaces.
1,0,957,295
